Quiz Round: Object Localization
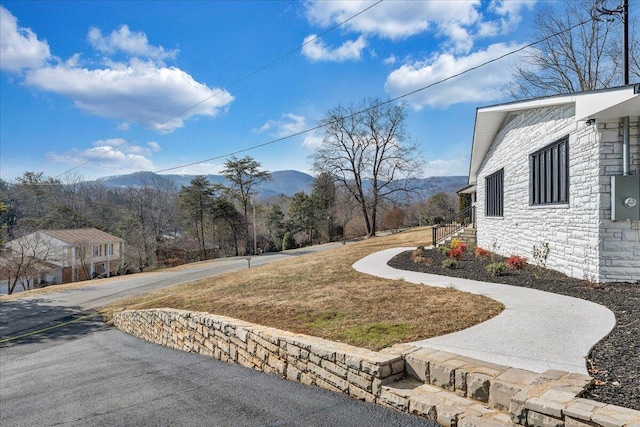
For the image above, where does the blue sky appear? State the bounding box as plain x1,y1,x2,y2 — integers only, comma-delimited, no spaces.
0,0,598,181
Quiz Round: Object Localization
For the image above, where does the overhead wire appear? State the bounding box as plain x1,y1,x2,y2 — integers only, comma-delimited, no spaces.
0,8,612,236
51,0,385,180
8,7,606,190
153,12,600,174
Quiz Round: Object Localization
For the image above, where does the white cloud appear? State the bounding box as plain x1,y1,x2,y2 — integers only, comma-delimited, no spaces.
302,34,367,62
304,1,537,54
25,59,234,133
424,157,469,176
88,25,178,61
256,113,307,137
0,6,50,73
385,42,527,109
384,55,397,65
302,134,323,151
305,0,480,51
46,138,161,174
1,11,232,133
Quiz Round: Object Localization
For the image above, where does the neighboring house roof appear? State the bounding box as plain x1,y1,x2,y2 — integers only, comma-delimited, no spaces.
41,228,124,246
468,84,640,185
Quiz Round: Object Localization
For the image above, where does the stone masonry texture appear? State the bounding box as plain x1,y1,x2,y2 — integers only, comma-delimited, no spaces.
475,106,639,283
113,309,640,427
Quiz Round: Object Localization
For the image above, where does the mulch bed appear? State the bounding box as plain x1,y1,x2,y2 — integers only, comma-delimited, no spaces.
388,248,640,411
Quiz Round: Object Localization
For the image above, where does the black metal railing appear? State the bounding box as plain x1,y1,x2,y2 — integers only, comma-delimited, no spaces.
432,206,475,246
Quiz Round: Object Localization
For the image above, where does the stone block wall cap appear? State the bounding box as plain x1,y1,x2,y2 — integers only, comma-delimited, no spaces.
495,368,539,386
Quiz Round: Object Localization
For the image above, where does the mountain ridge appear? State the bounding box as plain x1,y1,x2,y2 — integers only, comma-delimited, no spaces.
96,170,468,200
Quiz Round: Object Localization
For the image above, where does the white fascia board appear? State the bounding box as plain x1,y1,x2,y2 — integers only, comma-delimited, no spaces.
468,86,639,185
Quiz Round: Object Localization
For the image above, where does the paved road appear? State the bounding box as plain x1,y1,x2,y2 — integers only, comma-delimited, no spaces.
1,243,344,339
0,244,436,426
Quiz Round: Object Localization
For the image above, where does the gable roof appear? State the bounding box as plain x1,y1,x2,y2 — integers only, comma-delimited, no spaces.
468,84,640,185
41,228,124,246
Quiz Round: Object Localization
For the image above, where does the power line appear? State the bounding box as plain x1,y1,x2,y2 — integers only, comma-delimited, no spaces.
154,13,600,174
11,7,606,186
52,0,384,180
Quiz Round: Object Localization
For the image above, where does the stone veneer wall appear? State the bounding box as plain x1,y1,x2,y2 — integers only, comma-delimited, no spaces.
475,105,640,283
113,309,640,427
595,119,640,282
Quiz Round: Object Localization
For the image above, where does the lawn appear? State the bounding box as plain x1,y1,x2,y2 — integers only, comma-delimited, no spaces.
100,227,504,350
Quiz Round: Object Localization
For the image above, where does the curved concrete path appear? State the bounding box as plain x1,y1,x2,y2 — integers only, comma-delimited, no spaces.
353,247,616,375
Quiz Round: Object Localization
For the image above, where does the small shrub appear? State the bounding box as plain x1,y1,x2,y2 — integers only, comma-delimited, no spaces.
282,232,297,250
475,247,489,258
450,238,462,248
457,242,467,252
532,242,550,268
412,255,425,263
436,245,450,256
486,262,509,277
449,247,464,260
507,255,527,270
442,258,459,269
412,246,426,263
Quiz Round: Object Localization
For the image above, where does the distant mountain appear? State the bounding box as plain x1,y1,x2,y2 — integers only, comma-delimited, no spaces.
96,170,315,198
96,171,467,200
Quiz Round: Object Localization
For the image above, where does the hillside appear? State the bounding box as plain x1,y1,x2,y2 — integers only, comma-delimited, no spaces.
96,171,467,200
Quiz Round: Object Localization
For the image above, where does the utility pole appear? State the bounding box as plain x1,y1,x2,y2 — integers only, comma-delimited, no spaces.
252,195,257,255
596,0,629,84
623,0,629,85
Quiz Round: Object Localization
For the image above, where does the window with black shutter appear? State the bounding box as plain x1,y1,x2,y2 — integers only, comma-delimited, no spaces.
485,169,504,217
530,137,569,205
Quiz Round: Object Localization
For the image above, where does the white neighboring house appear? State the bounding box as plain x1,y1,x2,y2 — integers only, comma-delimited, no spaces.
466,84,640,283
3,228,125,286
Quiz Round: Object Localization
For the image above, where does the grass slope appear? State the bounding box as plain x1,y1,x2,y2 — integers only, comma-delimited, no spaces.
100,228,503,350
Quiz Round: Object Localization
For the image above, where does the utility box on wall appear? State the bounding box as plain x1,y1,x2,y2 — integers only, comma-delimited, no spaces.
611,175,640,220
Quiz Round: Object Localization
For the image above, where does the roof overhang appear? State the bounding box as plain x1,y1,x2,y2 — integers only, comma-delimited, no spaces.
468,84,640,185
457,184,476,195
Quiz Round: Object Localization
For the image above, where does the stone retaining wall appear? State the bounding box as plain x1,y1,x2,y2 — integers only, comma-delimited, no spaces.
113,309,640,427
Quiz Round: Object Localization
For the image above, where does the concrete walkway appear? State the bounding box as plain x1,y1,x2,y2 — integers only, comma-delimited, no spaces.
353,247,616,375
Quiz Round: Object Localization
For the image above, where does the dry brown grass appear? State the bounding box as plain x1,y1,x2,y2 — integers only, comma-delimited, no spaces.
99,228,503,350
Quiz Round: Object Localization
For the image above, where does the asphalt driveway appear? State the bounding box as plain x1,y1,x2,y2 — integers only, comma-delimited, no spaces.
1,245,436,426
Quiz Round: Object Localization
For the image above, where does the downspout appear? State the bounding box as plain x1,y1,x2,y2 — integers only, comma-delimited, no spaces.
623,116,630,175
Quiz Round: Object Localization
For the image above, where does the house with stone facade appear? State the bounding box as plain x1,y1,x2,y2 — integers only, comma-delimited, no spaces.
3,228,125,285
465,84,640,283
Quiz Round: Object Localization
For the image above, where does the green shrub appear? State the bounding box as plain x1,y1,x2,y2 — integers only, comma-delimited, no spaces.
486,262,509,277
282,232,297,250
442,258,459,269
436,245,450,256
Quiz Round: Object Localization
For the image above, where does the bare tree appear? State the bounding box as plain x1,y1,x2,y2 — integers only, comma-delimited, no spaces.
312,98,420,237
1,232,53,294
510,0,639,99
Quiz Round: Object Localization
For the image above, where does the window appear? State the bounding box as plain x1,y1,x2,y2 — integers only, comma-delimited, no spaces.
530,137,569,205
485,169,504,217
